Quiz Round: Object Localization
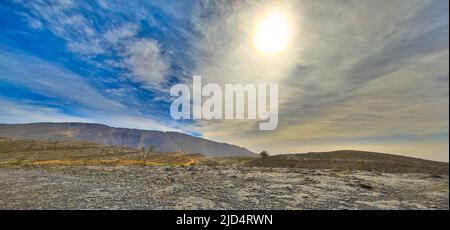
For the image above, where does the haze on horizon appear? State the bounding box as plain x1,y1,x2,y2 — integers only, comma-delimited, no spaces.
0,0,448,162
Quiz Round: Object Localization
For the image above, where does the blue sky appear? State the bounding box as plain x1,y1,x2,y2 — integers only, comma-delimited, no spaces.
0,0,448,161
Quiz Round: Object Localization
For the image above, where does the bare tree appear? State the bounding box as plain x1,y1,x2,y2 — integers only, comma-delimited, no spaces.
140,147,146,166
141,146,156,166
260,150,269,159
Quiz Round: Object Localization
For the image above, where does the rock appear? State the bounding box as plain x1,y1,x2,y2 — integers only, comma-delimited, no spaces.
358,182,374,190
429,174,442,179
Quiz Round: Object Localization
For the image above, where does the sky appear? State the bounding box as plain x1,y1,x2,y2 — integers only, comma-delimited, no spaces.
0,0,448,162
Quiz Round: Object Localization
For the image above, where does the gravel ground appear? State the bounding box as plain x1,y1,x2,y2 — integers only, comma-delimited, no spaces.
0,165,448,210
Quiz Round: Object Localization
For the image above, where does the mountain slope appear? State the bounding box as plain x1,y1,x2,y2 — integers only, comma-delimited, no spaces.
0,123,256,157
245,150,448,174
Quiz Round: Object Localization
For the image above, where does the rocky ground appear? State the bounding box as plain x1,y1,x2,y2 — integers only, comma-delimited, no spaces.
0,165,448,210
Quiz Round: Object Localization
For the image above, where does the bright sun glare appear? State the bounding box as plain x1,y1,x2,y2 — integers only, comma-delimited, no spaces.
253,11,291,54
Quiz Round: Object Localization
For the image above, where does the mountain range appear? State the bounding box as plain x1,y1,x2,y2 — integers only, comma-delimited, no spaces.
0,123,256,157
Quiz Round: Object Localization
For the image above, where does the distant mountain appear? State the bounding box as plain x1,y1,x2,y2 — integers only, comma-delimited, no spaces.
245,150,449,174
0,123,256,157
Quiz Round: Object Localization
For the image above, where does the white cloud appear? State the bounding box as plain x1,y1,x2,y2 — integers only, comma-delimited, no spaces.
0,48,123,111
0,98,181,133
125,39,169,87
0,98,88,124
104,23,138,44
17,12,43,29
98,114,181,132
96,0,112,10
67,40,105,55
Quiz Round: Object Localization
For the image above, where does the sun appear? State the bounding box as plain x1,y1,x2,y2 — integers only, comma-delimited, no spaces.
253,11,291,54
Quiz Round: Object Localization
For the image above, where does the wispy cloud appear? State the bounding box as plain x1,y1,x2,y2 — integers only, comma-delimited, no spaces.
125,39,170,88
0,97,181,132
0,47,123,111
0,98,89,123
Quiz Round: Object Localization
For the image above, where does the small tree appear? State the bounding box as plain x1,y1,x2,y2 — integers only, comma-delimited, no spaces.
147,146,155,155
140,147,146,166
260,150,269,159
141,146,156,166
